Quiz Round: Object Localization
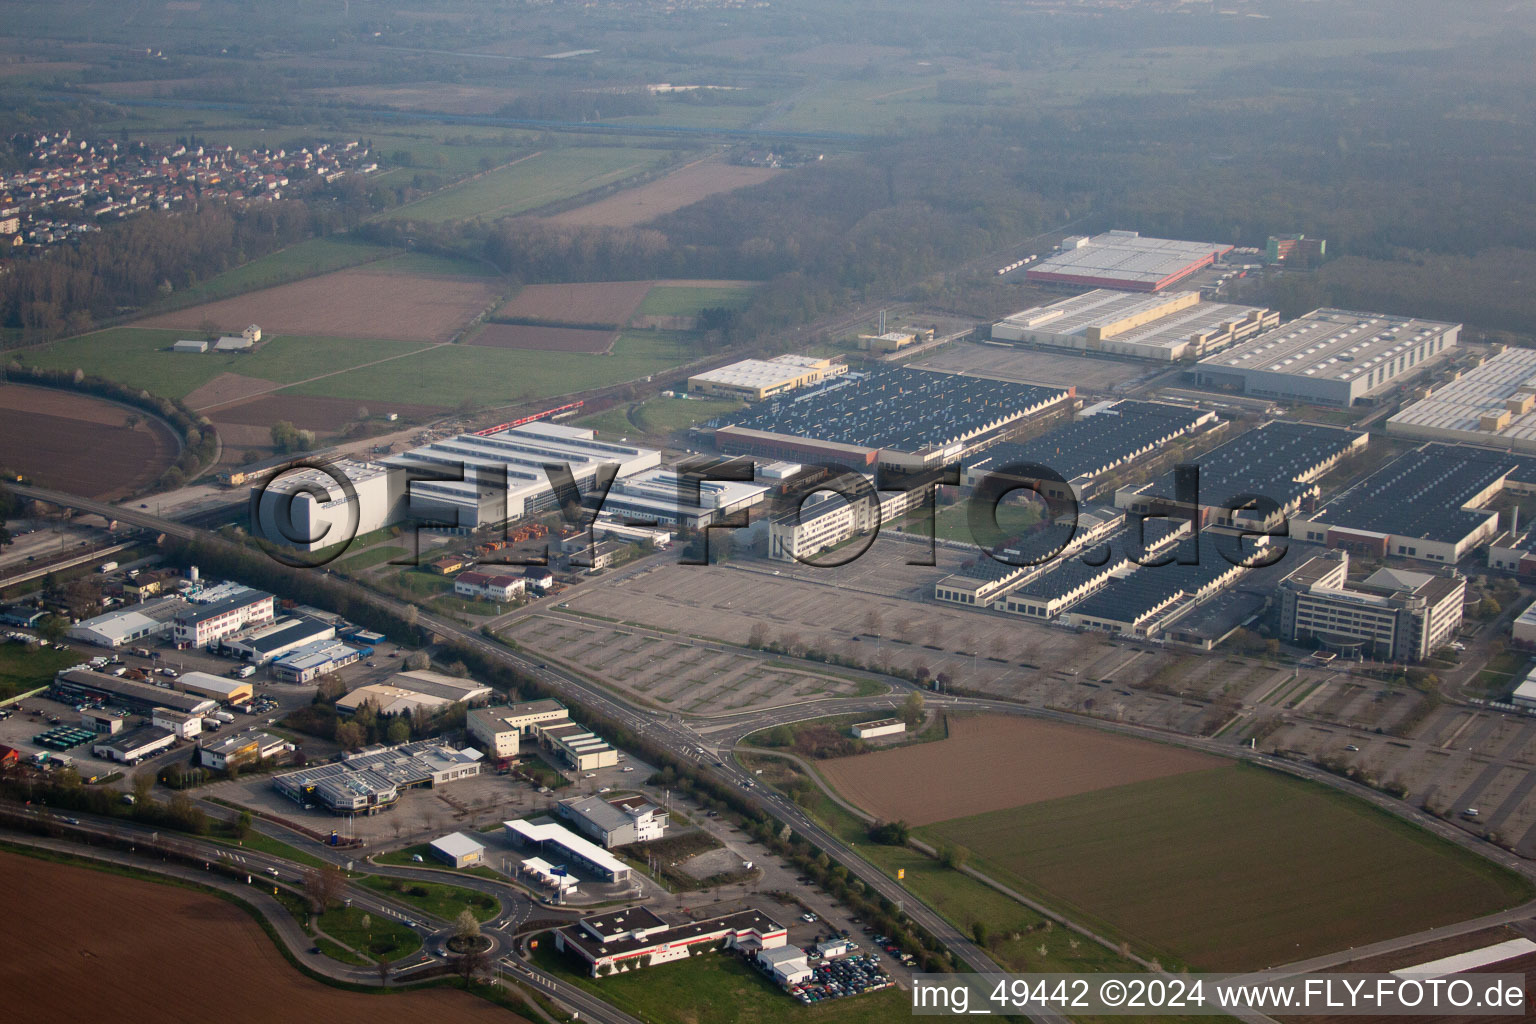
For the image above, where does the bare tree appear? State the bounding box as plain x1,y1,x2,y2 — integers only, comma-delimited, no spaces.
304,864,346,913
376,956,391,988
454,946,488,989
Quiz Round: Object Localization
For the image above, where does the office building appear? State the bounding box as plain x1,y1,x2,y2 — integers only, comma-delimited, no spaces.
1274,550,1465,662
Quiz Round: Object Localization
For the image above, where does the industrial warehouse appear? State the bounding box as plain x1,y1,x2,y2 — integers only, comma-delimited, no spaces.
1024,230,1233,292
254,418,766,548
1298,444,1536,565
66,597,183,648
1387,346,1536,453
272,740,484,814
960,399,1216,501
1194,308,1460,407
334,669,492,717
1116,420,1366,528
255,420,660,548
687,353,846,400
52,668,216,718
713,366,1073,470
990,289,1278,361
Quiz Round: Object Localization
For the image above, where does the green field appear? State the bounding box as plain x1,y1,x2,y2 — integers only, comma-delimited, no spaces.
531,936,908,1024
637,285,757,318
894,499,1040,545
316,904,420,960
918,765,1535,971
280,329,699,407
380,146,667,222
358,875,498,922
17,328,432,401
0,642,81,702
337,545,410,573
579,395,743,438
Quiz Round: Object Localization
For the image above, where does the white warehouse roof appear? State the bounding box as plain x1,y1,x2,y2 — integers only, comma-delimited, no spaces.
430,831,486,861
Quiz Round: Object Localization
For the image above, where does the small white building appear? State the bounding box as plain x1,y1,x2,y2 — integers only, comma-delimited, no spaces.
93,725,175,763
1513,603,1536,650
1512,673,1536,711
758,945,813,986
173,339,208,353
152,707,203,740
852,718,906,739
430,831,487,868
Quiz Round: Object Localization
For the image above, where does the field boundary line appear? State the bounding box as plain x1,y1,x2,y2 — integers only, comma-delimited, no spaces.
192,341,446,413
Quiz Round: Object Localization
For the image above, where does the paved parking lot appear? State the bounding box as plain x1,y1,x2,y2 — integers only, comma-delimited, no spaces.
911,341,1157,394
503,613,880,714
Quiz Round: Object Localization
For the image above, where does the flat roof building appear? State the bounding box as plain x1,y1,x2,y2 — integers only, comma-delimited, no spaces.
1195,309,1460,407
273,740,483,814
53,669,216,717
505,818,631,883
173,586,275,648
1275,550,1465,663
467,699,573,760
1298,444,1536,565
1388,347,1536,453
537,720,619,772
558,795,668,848
199,730,287,770
336,670,492,717
715,366,1073,470
220,616,335,664
270,640,361,683
688,354,845,401
175,671,253,704
92,724,175,764
66,597,183,648
962,400,1216,501
381,421,662,532
554,905,786,976
591,467,771,530
1025,230,1233,293
992,289,1277,361
1117,420,1366,530
1512,603,1536,649
430,831,487,869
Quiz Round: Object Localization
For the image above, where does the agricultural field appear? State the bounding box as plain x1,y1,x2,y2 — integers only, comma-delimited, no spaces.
547,157,779,228
136,267,503,343
494,281,655,326
151,236,395,310
381,147,665,222
819,715,1219,826
501,613,885,714
0,851,525,1024
532,937,906,1024
278,330,700,408
0,383,179,499
466,324,617,353
16,329,432,404
637,284,757,319
917,764,1535,971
